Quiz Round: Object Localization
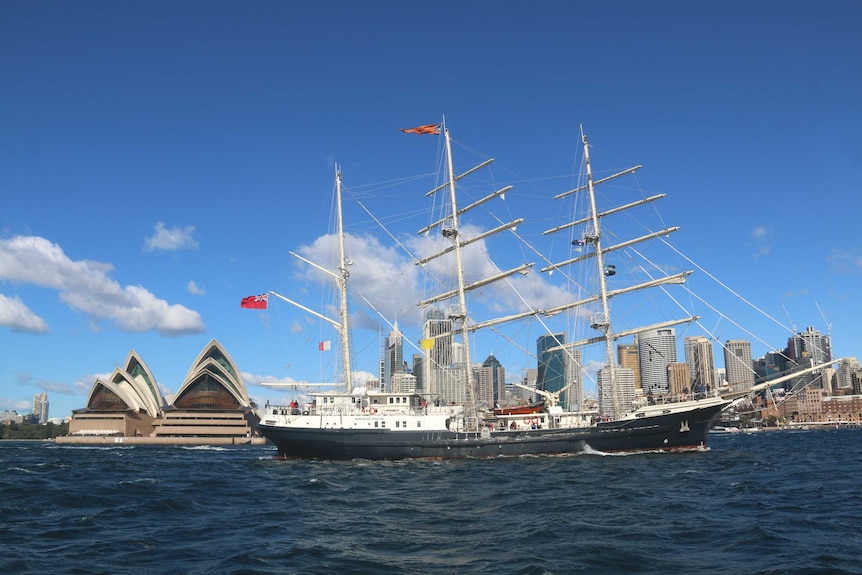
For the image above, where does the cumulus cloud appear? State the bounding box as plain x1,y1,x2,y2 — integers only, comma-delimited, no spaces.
187,280,206,295
827,249,862,274
751,225,771,258
0,294,49,333
0,235,205,336
143,222,199,252
292,225,569,332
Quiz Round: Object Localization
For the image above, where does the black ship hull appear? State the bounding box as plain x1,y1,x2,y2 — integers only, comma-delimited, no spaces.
257,401,727,460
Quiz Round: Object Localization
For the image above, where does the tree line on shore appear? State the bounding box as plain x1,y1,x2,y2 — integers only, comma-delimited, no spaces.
1,422,68,440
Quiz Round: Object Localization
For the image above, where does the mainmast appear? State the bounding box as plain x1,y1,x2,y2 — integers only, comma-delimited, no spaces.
442,124,475,412
417,120,530,418
335,167,354,393
580,134,622,417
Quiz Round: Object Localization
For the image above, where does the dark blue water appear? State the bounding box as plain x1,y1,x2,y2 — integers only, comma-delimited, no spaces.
1,429,860,574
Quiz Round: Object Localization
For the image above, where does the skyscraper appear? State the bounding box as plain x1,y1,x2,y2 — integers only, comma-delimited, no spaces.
637,328,677,395
667,362,690,396
32,391,48,424
565,348,583,410
618,343,641,390
788,326,832,365
476,354,505,408
724,339,755,392
684,336,715,393
536,333,567,398
382,322,404,392
422,308,453,402
598,366,635,419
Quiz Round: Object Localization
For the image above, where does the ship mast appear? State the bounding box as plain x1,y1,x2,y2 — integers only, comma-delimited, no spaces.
269,165,354,392
417,120,530,420
442,123,475,414
335,167,353,393
542,131,697,419
581,134,621,417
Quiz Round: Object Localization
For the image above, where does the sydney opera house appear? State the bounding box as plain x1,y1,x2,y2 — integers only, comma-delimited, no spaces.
58,339,263,445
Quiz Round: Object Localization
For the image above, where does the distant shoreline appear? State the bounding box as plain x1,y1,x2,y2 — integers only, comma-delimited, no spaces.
55,436,268,446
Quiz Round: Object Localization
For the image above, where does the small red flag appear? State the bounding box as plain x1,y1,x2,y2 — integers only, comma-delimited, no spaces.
240,294,268,309
399,123,440,135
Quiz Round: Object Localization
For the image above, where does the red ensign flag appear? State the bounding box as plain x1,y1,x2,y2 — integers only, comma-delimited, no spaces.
399,123,440,135
240,294,268,309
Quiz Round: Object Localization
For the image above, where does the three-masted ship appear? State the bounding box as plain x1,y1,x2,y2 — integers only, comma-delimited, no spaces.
255,122,731,459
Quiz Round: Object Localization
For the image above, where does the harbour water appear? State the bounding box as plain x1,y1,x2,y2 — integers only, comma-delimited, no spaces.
1,428,860,574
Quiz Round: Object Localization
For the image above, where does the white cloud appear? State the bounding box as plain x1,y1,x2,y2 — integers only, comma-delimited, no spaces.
0,235,205,336
751,225,771,258
187,280,206,295
0,294,49,333
292,226,570,333
143,222,199,252
751,226,768,239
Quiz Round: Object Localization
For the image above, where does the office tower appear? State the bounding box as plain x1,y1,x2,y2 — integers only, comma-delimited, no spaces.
536,333,567,398
476,354,505,407
684,336,715,393
836,358,861,391
754,350,786,382
382,322,404,392
597,366,635,419
667,362,690,396
32,391,47,415
411,353,424,391
422,308,453,403
618,343,641,390
32,391,48,424
390,372,417,393
788,326,832,365
565,348,583,410
637,328,677,395
724,339,755,392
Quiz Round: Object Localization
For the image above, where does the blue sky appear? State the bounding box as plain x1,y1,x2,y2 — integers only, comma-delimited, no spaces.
2,1,860,418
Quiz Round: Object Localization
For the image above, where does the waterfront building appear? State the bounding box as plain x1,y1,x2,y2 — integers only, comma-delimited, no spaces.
382,322,405,392
565,348,583,410
537,333,567,400
637,328,677,395
411,353,424,391
65,339,258,443
754,350,787,383
32,391,49,424
788,326,832,365
617,343,641,390
835,358,860,392
667,362,690,396
597,365,635,419
422,308,454,403
724,339,755,393
476,354,505,408
684,336,715,392
390,372,417,393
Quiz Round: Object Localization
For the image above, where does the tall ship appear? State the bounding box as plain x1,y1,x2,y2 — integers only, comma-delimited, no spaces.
256,121,734,459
